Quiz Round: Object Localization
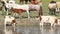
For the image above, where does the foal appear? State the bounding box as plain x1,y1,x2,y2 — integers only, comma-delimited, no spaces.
4,16,17,27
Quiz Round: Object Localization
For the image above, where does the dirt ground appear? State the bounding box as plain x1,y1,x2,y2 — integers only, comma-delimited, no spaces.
16,18,40,26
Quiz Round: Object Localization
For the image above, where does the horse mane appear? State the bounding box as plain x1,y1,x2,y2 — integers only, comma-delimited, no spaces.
50,0,56,3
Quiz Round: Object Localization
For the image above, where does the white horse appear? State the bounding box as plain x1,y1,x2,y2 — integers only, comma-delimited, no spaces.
5,1,30,19
4,15,16,27
28,4,41,16
39,16,58,27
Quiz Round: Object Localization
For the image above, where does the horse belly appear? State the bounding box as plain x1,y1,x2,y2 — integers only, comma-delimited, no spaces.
12,8,25,13
29,5,40,10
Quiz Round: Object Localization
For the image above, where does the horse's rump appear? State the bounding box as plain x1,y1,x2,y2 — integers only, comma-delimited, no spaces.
56,2,60,7
29,4,40,11
48,3,57,9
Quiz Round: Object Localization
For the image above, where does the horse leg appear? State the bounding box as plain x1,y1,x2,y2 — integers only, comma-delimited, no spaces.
5,6,7,11
49,8,51,14
53,23,57,27
26,10,30,19
49,8,53,15
51,22,54,27
4,6,8,15
11,11,14,17
29,10,30,13
19,13,22,19
40,20,44,27
20,0,22,4
6,9,8,15
49,9,52,15
25,0,28,4
54,9,56,16
29,0,31,3
22,0,24,4
51,10,53,15
4,20,7,26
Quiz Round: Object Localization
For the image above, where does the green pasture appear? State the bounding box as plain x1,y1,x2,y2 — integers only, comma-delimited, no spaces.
42,0,60,19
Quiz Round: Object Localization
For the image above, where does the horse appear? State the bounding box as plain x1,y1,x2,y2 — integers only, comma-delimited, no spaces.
1,0,30,19
56,2,60,13
48,0,57,15
28,3,41,17
39,16,58,27
4,15,17,27
5,1,30,19
12,4,30,19
29,0,42,17
1,0,16,15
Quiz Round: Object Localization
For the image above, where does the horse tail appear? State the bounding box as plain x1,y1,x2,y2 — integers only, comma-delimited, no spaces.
39,6,43,16
40,16,42,21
